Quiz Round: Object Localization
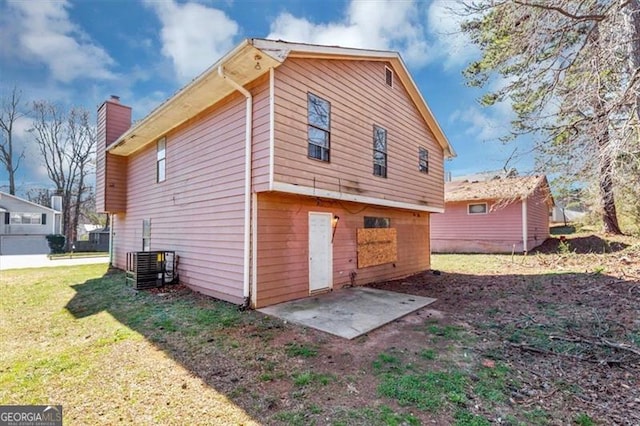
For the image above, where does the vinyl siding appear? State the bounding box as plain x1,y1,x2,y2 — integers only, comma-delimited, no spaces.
431,200,525,253
527,188,551,249
255,192,431,308
251,75,271,191
272,58,444,209
112,92,248,304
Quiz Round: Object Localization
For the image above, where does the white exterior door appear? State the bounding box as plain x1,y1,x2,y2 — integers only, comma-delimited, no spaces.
308,212,333,293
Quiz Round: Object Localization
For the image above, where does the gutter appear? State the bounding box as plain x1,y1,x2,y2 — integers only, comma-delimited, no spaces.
108,214,114,267
218,65,253,306
522,199,528,253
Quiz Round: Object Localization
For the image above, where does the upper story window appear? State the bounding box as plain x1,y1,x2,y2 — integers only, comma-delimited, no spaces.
419,147,429,174
307,93,330,162
468,203,488,215
157,137,166,183
364,216,391,228
9,212,44,225
373,125,387,178
385,66,393,87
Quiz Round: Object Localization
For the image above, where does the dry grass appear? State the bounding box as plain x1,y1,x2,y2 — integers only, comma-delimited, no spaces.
1,234,638,425
0,265,258,425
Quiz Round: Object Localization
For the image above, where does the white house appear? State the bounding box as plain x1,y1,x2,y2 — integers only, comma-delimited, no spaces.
0,192,62,255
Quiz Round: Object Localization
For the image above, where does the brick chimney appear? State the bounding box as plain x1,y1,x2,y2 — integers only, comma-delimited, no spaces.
96,96,131,213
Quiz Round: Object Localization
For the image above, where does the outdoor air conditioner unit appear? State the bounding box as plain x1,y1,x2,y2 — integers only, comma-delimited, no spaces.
126,251,177,290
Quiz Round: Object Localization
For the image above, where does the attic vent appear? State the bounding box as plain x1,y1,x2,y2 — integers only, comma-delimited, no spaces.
385,66,393,87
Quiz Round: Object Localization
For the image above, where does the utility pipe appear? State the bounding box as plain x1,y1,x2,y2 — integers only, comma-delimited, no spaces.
218,65,253,305
521,199,528,253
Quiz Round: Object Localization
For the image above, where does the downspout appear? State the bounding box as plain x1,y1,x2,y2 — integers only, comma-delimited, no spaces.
218,65,252,306
521,199,528,253
108,214,114,267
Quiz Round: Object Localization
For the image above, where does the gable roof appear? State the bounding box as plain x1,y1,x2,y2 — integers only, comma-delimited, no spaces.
0,191,59,213
445,175,554,206
108,38,455,158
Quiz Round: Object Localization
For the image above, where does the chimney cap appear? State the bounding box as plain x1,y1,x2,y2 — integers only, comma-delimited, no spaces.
110,95,120,102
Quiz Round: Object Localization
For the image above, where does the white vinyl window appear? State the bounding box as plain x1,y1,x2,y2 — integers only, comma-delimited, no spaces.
373,125,387,178
142,219,151,251
468,203,488,215
419,147,428,174
157,138,166,183
10,213,43,224
307,93,330,162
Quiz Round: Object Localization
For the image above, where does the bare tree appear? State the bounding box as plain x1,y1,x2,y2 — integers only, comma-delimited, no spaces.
26,187,54,207
0,86,26,195
460,0,640,234
30,101,95,247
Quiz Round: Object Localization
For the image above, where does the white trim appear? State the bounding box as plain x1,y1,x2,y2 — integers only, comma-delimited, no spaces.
218,66,253,303
272,181,444,213
522,199,528,253
252,38,396,60
467,202,488,215
0,191,59,213
268,67,275,191
251,192,258,308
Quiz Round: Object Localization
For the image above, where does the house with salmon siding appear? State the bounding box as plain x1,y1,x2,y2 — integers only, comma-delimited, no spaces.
431,175,553,254
96,39,455,308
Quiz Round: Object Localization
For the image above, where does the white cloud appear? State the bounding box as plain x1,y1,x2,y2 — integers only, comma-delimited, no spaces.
427,0,479,69
145,0,239,83
5,0,115,83
450,105,512,142
268,0,433,68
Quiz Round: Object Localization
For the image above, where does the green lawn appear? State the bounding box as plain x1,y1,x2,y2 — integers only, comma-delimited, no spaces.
0,265,258,425
2,242,637,425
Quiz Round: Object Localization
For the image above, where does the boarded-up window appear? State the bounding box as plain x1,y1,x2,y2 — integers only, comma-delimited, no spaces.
357,228,397,268
364,216,390,228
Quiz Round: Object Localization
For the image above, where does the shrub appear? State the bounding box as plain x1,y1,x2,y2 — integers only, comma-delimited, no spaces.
46,234,66,254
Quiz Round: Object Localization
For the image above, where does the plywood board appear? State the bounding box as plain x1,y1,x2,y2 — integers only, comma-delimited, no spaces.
357,228,397,268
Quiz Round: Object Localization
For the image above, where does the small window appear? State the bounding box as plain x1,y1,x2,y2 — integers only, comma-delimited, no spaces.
373,125,387,178
142,219,151,251
419,147,428,174
364,216,391,228
385,66,393,87
9,212,42,224
157,138,166,183
468,203,488,215
307,93,330,162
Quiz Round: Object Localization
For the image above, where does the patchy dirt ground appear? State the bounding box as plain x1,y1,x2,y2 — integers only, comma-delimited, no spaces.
139,232,639,425
4,233,638,425
368,233,640,425
137,232,640,425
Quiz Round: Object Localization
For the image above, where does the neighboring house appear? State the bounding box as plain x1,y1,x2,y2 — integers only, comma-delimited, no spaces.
550,205,587,224
0,192,62,255
96,39,455,308
431,176,553,253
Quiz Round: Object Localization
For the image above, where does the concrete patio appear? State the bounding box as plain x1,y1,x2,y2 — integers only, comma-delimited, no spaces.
258,287,436,339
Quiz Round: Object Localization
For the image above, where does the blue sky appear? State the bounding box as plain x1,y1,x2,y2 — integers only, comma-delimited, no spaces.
0,0,528,193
